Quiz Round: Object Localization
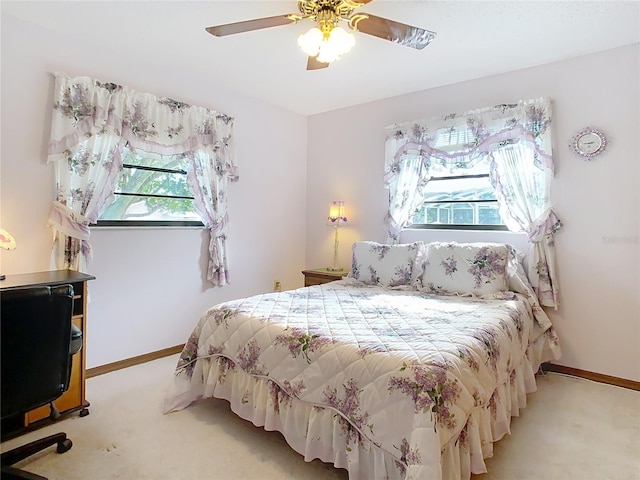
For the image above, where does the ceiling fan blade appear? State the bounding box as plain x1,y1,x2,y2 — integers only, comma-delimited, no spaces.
206,14,299,37
307,56,329,71
350,13,436,50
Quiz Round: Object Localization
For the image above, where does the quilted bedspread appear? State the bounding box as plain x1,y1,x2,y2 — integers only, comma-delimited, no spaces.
165,279,556,479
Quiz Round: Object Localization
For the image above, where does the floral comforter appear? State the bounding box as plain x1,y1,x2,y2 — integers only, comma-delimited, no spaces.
164,279,559,479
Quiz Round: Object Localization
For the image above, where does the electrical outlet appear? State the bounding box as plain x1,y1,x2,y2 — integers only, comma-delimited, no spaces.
273,280,281,292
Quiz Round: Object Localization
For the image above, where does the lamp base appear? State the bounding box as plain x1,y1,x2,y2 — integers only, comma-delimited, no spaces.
327,267,343,272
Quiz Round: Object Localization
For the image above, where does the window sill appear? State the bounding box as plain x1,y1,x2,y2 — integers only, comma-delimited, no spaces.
408,224,509,232
91,224,205,231
92,221,204,229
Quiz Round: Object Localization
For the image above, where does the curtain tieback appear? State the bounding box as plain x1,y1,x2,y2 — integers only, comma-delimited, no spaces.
206,214,229,237
208,224,223,237
526,208,562,242
48,201,91,241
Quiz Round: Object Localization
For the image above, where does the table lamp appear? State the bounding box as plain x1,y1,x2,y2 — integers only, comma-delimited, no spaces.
327,201,347,271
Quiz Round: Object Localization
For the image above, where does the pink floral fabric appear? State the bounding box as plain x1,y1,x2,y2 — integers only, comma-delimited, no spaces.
348,241,423,287
417,242,510,296
164,279,561,479
47,73,236,284
384,98,562,307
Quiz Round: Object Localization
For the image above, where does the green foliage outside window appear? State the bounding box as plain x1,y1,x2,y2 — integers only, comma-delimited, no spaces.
98,149,202,224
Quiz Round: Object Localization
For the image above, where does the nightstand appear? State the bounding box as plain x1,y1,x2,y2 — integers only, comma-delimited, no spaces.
302,268,346,287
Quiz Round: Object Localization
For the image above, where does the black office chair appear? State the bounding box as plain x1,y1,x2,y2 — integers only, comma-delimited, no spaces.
1,284,83,480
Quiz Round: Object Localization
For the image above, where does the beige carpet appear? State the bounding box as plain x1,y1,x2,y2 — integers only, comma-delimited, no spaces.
2,354,639,480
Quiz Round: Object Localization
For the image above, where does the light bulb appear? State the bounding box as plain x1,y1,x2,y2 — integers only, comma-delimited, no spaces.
297,27,323,56
317,41,341,63
316,26,355,63
329,27,355,55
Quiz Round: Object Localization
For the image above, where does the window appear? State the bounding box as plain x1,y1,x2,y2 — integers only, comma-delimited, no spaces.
410,157,506,230
384,98,561,306
96,148,203,227
409,128,507,230
48,73,236,284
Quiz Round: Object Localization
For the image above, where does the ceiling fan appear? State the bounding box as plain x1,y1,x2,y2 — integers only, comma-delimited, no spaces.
205,0,437,70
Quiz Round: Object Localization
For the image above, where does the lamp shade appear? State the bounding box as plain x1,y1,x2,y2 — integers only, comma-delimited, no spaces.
316,27,355,63
298,27,324,56
0,228,16,250
328,201,347,225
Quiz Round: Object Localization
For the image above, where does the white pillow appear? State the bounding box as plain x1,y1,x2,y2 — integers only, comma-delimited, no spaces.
348,241,422,287
418,242,509,296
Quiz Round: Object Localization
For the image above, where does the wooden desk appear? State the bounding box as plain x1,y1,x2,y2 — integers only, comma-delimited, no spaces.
1,270,95,427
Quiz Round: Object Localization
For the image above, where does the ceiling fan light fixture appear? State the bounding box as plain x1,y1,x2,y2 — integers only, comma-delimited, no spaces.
300,25,355,63
206,0,437,70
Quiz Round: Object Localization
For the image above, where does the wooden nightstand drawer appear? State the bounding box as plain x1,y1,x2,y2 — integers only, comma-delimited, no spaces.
302,269,345,286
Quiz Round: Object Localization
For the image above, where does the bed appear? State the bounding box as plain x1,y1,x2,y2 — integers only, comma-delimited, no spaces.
163,241,561,480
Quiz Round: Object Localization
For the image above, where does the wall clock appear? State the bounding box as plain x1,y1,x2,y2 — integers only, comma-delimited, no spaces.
571,127,607,159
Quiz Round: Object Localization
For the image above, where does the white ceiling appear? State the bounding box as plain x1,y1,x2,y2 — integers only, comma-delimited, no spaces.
3,1,639,116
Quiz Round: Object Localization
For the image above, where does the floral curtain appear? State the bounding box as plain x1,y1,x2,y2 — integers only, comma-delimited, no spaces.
383,152,428,244
187,150,237,285
384,97,562,307
47,72,237,285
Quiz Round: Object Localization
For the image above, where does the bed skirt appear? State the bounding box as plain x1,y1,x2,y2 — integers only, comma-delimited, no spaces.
163,330,554,480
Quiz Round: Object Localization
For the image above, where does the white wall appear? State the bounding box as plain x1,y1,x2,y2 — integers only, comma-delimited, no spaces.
0,14,309,368
306,44,640,382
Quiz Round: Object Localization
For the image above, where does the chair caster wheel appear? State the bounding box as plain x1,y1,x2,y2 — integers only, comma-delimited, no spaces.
57,438,73,454
79,408,89,417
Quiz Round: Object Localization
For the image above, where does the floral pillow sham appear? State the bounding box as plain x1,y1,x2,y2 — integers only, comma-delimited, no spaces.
417,242,510,296
348,241,423,287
